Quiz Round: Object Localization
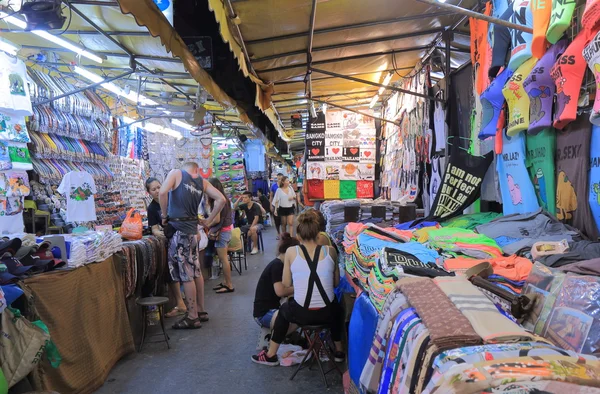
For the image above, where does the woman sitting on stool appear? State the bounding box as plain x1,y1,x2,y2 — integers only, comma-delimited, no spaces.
253,233,300,329
251,211,345,366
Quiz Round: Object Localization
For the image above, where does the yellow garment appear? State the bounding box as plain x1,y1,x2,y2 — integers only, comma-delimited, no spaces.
413,226,440,243
503,57,538,136
319,231,333,246
324,180,340,199
228,227,243,251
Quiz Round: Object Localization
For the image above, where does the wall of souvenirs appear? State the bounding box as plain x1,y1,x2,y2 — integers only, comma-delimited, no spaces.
213,140,246,200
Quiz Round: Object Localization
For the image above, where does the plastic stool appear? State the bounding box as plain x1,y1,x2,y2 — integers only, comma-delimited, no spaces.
136,296,170,352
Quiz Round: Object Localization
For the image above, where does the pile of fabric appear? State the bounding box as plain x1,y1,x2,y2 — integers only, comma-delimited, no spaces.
121,236,167,298
58,230,122,267
321,199,396,233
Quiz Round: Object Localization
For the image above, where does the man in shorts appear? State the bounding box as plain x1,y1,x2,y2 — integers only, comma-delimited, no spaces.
234,191,264,255
269,173,283,239
160,162,226,329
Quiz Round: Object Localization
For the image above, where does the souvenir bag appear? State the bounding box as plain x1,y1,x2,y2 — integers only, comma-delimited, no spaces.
120,208,143,240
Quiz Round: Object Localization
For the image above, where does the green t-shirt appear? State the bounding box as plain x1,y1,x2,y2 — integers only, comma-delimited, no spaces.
339,180,357,199
526,128,557,215
441,212,502,230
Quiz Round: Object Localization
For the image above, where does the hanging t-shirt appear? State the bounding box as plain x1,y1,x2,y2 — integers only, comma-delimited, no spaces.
8,143,32,171
57,170,98,223
0,53,33,117
0,113,29,143
243,140,265,172
589,125,600,233
546,0,577,44
551,29,594,130
526,128,557,215
556,116,599,239
503,57,537,136
0,196,23,234
480,67,514,139
508,0,534,71
531,0,552,59
0,141,10,171
497,131,540,215
490,6,515,77
524,40,568,134
429,156,443,209
433,101,447,152
583,30,600,126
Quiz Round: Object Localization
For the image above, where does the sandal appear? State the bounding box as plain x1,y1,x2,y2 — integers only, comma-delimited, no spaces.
212,283,227,291
172,316,202,329
216,285,235,294
198,312,210,322
165,307,187,318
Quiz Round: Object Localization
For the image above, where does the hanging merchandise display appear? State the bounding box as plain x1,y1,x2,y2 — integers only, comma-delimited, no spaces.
584,30,600,125
590,125,600,233
503,57,537,136
213,140,246,200
57,170,97,223
526,128,557,214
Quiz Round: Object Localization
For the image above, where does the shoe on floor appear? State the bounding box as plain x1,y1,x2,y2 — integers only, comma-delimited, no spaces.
334,351,346,363
251,350,279,366
251,248,259,255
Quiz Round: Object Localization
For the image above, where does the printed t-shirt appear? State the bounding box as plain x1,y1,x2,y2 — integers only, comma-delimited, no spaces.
253,258,285,318
8,143,32,171
340,180,357,199
498,131,540,215
429,156,443,209
479,68,514,139
547,0,577,44
381,247,453,278
490,6,514,77
306,179,324,200
589,125,600,233
3,170,29,197
441,212,501,230
503,57,537,136
0,141,10,171
508,0,535,71
323,180,340,199
471,2,493,95
531,0,552,58
0,197,23,233
243,140,265,172
526,128,557,214
582,0,600,31
57,170,97,223
551,29,594,130
0,53,33,116
583,30,600,125
524,40,568,133
433,101,447,152
443,255,533,281
356,180,374,199
556,116,599,239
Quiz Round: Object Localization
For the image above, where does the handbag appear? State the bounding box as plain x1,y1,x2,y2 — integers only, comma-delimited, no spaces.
198,227,209,251
120,208,143,240
0,308,51,388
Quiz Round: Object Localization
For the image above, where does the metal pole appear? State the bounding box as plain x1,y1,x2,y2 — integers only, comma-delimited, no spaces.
276,66,415,85
113,117,152,130
246,11,453,45
309,98,401,127
33,69,135,106
0,28,148,36
273,89,379,103
310,67,444,103
415,0,533,33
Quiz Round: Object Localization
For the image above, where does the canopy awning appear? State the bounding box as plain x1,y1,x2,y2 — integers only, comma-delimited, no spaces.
207,0,473,146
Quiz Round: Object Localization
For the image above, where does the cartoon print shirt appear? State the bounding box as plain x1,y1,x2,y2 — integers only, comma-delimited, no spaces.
57,170,97,223
497,130,540,215
524,40,568,134
583,30,600,126
508,0,535,71
480,67,514,139
556,116,599,239
589,125,600,233
503,57,538,136
526,128,557,215
0,53,33,116
0,196,24,233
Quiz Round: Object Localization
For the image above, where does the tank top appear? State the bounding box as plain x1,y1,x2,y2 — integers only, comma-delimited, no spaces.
167,170,204,234
291,245,335,309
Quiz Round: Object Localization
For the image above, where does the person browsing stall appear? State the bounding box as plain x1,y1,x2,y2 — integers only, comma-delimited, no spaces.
159,162,226,329
270,173,283,239
273,176,303,238
252,210,345,366
234,191,265,255
146,177,187,317
253,233,300,329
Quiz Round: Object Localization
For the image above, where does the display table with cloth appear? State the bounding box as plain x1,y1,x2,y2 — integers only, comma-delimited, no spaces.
24,255,135,393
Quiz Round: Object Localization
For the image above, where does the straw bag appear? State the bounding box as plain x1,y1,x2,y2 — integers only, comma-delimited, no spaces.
120,208,143,240
0,308,50,388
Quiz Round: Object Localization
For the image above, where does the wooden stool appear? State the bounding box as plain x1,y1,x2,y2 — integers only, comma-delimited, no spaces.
136,297,170,352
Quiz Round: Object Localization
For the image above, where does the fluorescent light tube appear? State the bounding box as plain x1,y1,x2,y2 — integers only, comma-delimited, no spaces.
172,119,195,130
0,39,18,55
369,94,379,109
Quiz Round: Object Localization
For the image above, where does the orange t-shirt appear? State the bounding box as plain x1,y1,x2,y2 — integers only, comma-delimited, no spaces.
531,0,552,58
471,2,493,95
443,255,533,281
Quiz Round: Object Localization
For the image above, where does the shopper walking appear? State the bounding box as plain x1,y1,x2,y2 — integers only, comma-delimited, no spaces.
270,173,283,239
145,177,187,317
273,176,303,237
159,162,227,329
206,178,235,294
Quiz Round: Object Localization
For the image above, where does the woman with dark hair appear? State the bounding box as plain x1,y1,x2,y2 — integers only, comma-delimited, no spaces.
273,176,303,237
253,233,300,329
252,211,344,366
145,177,187,317
206,177,235,294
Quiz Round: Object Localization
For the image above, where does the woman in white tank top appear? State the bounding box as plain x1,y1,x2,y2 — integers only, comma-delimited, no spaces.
252,210,345,366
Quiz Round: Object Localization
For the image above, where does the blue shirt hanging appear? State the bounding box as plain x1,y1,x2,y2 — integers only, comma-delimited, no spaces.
589,125,600,232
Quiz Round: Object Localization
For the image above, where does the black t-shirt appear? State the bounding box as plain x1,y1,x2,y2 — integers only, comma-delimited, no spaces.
253,258,284,317
259,195,270,212
240,202,263,225
147,200,162,228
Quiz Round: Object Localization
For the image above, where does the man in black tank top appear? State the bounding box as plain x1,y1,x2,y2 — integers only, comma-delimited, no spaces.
159,162,227,329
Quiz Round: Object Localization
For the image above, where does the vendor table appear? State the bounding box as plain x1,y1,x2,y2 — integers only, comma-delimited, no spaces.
24,255,135,394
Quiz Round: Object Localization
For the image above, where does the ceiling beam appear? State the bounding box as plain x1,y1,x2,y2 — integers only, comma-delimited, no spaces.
246,11,454,45
253,28,444,63
0,28,149,36
273,89,379,103
256,45,429,74
276,67,413,85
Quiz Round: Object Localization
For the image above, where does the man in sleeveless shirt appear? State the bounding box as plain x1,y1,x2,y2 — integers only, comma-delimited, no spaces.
159,162,227,329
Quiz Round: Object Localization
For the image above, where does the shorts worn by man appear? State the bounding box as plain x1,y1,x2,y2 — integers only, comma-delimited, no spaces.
160,162,226,329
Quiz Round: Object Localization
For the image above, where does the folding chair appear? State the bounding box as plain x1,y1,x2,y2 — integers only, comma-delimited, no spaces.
227,227,246,275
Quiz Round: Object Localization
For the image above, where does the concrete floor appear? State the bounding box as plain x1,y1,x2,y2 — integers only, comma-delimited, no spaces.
96,227,344,394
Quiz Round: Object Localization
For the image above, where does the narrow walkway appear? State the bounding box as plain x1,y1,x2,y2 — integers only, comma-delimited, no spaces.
97,227,344,394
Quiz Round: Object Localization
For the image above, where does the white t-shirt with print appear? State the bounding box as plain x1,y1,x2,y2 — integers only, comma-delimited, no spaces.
433,101,447,153
0,196,24,233
0,53,33,116
58,171,97,223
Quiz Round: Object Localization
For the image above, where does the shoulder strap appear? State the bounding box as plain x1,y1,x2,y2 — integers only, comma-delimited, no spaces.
298,245,332,309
